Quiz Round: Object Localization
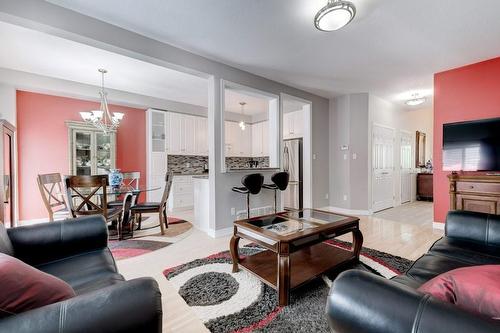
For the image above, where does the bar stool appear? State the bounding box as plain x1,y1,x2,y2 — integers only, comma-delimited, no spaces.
263,172,290,213
232,173,264,219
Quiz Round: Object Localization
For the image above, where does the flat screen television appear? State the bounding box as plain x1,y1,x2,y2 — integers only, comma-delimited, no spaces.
443,117,500,172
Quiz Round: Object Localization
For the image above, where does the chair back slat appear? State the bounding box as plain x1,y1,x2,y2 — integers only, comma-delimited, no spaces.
37,173,69,221
65,175,109,218
121,171,140,190
160,171,174,206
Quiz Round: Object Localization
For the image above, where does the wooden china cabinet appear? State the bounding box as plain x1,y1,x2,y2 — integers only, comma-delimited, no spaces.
0,120,16,228
66,121,116,176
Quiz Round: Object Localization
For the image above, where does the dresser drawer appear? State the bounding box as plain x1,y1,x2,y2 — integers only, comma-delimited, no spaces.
456,182,500,194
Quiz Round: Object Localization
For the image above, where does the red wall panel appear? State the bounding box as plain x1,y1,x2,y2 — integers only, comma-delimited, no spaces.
434,57,500,222
17,91,146,221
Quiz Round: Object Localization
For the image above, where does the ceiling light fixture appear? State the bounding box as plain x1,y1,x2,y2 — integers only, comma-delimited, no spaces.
239,102,246,131
314,0,356,32
405,93,426,107
80,69,124,135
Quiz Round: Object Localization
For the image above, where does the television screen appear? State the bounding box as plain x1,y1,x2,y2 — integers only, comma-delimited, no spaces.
443,117,500,172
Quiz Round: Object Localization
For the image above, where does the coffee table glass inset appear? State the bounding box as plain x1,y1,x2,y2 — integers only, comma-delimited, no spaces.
230,209,363,306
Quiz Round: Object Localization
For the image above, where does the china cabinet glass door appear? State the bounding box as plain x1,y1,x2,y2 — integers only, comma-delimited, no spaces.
95,132,112,174
75,131,92,176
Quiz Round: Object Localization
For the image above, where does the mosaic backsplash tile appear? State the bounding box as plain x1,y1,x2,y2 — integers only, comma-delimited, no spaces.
168,155,270,174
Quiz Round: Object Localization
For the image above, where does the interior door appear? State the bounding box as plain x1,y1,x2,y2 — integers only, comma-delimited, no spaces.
372,125,395,212
400,131,413,204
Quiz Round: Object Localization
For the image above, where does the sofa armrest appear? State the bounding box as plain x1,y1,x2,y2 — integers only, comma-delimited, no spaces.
7,216,108,266
445,210,500,247
0,277,162,333
327,270,500,333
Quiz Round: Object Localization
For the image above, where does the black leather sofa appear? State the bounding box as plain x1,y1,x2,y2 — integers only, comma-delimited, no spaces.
326,211,500,333
0,216,162,333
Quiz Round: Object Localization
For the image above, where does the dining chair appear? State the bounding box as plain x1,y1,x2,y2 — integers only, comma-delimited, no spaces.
118,192,134,240
108,171,141,208
131,170,174,235
65,175,122,229
37,173,71,222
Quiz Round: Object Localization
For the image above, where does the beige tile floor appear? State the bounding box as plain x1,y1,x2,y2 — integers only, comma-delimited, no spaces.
117,202,443,332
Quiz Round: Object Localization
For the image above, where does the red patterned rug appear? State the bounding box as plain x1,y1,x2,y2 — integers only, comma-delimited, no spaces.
109,239,170,260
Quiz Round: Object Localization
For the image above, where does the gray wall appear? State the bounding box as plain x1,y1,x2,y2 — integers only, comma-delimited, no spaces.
0,0,331,232
329,93,370,211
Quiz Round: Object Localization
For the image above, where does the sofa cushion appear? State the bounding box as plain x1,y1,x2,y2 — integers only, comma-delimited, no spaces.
418,265,500,319
0,253,75,318
36,248,124,295
430,237,500,265
0,223,13,256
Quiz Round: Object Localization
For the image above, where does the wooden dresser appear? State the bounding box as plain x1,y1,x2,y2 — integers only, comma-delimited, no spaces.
448,174,500,215
417,173,433,201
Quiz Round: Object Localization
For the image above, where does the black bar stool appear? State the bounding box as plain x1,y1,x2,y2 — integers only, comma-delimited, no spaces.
262,172,290,213
232,173,264,219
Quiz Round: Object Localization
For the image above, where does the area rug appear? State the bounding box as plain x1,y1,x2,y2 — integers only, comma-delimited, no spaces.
132,215,193,239
109,239,171,260
163,240,412,333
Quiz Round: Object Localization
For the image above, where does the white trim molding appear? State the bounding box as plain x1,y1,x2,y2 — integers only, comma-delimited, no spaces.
433,222,445,230
320,206,372,216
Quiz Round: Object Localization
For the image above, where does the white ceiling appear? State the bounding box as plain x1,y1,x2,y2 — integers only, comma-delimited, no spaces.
45,0,500,108
225,89,270,115
0,21,208,107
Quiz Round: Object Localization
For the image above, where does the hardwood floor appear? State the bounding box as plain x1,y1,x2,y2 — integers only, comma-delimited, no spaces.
117,202,442,332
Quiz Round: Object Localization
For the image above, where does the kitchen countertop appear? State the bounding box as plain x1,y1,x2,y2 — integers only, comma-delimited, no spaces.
173,172,208,176
226,167,280,173
192,175,208,179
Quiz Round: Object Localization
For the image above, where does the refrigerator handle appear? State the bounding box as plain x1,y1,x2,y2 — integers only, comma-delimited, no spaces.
283,146,289,172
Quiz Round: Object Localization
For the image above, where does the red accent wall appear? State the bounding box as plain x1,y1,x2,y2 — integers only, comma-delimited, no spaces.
434,57,500,223
17,91,146,221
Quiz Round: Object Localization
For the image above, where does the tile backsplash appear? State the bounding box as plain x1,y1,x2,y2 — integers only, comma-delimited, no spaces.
168,155,208,174
225,156,269,169
168,155,270,174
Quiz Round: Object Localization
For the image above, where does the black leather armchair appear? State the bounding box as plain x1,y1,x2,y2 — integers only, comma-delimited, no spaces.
326,211,500,333
0,216,162,333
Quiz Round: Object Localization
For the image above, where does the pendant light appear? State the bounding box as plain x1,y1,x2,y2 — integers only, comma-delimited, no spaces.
80,69,124,135
405,93,426,106
239,102,247,131
314,0,356,32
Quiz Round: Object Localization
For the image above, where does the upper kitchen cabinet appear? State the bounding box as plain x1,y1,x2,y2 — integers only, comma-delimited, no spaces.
66,121,116,176
222,81,280,171
165,111,208,156
283,109,304,139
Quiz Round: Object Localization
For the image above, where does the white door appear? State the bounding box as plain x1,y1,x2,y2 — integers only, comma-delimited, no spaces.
372,125,395,212
400,131,413,204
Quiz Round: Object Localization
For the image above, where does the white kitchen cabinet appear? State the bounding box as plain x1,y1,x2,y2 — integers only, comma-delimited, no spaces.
146,109,168,202
184,115,196,154
283,110,304,139
168,175,194,211
250,121,269,157
225,121,252,157
195,117,208,155
262,121,269,155
168,112,182,154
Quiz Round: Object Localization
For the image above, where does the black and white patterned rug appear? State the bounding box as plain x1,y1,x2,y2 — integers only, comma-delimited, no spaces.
163,240,412,333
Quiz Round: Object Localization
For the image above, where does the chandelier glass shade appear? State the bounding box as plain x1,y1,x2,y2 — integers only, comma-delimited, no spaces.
80,69,124,135
405,94,426,106
314,0,356,32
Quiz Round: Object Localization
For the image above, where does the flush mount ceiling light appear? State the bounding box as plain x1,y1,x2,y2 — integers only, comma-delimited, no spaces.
405,93,426,106
314,0,356,32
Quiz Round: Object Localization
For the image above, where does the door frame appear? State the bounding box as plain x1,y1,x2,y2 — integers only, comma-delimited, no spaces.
371,122,396,212
280,93,312,209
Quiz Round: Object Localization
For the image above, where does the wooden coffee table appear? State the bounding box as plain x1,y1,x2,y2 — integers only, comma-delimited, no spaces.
230,209,363,306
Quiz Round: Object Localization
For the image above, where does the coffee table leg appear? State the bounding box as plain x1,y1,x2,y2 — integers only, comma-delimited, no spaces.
277,254,290,306
230,235,241,273
352,229,363,260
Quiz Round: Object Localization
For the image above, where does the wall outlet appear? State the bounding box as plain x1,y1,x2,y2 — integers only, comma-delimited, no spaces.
352,153,357,160
325,193,329,200
343,194,348,201
230,207,236,216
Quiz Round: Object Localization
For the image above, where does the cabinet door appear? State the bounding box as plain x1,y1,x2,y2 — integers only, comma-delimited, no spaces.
283,112,291,139
168,113,182,154
292,110,303,137
262,121,269,156
151,111,166,153
195,117,208,155
184,115,196,154
252,122,262,157
95,132,112,175
240,126,251,157
74,130,93,176
226,121,239,157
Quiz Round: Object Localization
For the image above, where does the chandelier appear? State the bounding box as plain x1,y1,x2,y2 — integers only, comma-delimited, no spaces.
80,69,124,135
239,102,247,131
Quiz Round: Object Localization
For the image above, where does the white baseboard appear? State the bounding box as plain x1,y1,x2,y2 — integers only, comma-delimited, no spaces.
320,206,372,216
433,222,445,230
207,226,233,238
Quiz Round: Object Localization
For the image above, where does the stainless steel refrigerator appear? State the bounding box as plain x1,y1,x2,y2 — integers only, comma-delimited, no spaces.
283,138,303,210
